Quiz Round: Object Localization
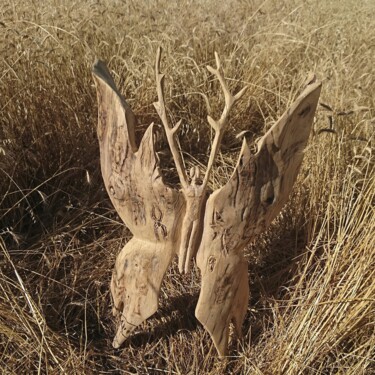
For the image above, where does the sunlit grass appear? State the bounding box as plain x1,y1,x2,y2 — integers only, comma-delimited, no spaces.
1,0,374,373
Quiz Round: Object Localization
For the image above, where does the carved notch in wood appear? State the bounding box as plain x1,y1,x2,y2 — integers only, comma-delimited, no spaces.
92,51,321,354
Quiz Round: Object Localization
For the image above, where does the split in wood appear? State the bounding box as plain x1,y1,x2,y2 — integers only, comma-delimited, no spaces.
92,50,321,355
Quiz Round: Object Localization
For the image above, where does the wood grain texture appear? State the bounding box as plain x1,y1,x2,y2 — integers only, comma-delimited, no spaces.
93,56,321,355
153,48,248,275
93,61,185,348
195,79,322,356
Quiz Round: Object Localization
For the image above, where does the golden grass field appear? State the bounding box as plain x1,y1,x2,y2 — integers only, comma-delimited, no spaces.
1,0,374,373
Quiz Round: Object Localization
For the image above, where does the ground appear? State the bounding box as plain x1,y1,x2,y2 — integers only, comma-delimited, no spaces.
0,0,374,373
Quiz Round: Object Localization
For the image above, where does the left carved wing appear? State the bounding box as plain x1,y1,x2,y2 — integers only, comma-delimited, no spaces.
195,78,322,356
93,61,185,348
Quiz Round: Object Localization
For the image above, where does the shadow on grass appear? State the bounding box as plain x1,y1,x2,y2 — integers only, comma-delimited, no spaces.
116,292,200,350
242,217,309,346
9,201,309,363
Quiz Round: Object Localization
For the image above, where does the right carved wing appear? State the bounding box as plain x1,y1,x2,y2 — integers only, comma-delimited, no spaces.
196,78,322,356
93,61,185,348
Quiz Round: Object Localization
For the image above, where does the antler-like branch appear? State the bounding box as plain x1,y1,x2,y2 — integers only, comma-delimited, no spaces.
152,49,247,274
153,47,188,190
203,52,247,187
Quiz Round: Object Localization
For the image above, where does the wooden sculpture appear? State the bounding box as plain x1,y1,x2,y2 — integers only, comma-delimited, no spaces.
92,48,321,355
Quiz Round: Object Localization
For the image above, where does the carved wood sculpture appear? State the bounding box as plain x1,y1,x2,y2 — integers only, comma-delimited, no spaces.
92,48,321,355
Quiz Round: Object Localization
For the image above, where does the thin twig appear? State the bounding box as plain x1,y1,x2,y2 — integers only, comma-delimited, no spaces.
153,47,188,189
203,52,247,187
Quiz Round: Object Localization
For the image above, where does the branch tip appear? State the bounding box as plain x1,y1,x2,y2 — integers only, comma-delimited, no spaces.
154,47,188,188
234,85,248,101
172,119,183,135
214,51,221,69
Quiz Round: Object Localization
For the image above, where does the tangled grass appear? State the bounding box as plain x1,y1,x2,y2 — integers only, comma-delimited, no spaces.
0,0,374,373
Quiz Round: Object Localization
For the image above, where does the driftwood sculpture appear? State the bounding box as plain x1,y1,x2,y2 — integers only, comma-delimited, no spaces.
92,48,321,356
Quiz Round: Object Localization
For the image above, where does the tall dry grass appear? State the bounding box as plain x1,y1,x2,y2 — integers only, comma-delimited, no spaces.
1,0,374,373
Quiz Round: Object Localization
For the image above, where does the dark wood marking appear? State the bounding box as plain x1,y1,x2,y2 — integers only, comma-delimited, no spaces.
124,140,129,162
131,195,146,225
269,139,280,155
151,205,168,241
151,205,163,221
160,224,167,239
208,256,216,272
98,108,107,141
215,287,225,304
265,195,274,205
223,263,229,275
154,222,160,240
214,210,223,224
239,155,244,168
232,169,240,207
298,105,311,118
221,229,229,254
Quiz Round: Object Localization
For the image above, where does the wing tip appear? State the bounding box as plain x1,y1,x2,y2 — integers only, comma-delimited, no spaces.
300,73,322,99
92,59,119,94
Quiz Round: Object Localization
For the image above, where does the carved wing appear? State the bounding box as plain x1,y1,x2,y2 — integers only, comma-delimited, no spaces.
93,61,185,348
195,78,322,356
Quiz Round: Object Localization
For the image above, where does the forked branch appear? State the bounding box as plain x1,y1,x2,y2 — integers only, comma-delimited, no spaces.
154,47,188,189
203,53,248,187
153,48,247,274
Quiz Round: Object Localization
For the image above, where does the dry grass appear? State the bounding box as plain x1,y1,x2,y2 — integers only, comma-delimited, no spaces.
1,0,374,373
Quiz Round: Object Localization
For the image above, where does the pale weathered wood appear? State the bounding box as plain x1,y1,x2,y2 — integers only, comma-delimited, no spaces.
93,61,185,348
93,54,321,355
195,77,322,356
154,48,247,274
